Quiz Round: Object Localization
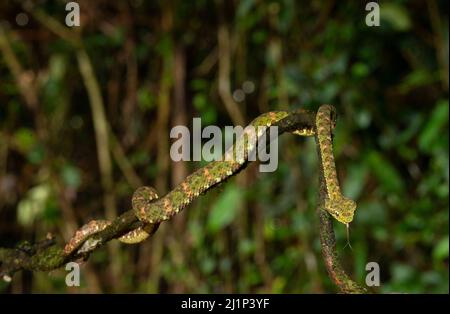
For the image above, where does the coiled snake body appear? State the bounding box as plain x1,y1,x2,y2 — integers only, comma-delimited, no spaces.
64,105,356,255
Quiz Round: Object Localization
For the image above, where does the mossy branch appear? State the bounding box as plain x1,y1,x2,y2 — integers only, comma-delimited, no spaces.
0,210,140,279
0,111,366,293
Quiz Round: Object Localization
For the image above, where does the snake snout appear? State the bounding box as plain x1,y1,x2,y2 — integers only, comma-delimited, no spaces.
324,197,357,224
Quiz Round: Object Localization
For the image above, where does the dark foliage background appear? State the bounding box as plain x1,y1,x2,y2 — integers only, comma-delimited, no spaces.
0,0,448,293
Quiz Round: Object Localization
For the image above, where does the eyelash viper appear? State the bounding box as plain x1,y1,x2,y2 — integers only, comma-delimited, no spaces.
64,104,356,255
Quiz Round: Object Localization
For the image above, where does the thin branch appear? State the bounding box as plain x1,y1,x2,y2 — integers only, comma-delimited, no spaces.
0,27,38,110
76,50,117,220
0,25,47,139
317,209,367,293
109,129,143,189
217,22,245,126
25,4,81,46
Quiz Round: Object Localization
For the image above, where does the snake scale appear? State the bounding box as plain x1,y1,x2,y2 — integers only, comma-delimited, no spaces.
64,104,356,255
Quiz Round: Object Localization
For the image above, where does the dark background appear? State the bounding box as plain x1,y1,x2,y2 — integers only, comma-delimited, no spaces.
0,0,448,293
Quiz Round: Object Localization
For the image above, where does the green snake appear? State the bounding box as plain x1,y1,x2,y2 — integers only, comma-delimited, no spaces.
64,105,356,255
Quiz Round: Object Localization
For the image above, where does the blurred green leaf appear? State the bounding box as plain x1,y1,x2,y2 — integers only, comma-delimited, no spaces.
28,144,46,165
399,69,437,93
343,163,368,199
381,3,411,31
17,184,51,227
391,263,415,283
239,238,255,255
200,256,215,275
366,151,405,193
236,0,255,18
355,108,372,129
190,79,209,91
137,88,155,111
351,62,370,78
61,164,81,189
207,184,243,233
193,93,208,110
418,100,449,153
188,220,203,247
13,128,37,153
355,201,387,225
433,236,449,261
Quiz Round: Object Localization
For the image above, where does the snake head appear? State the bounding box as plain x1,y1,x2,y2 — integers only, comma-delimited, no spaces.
324,196,357,224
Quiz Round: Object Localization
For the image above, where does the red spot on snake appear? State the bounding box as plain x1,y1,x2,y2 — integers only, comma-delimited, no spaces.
164,198,173,215
203,168,213,181
182,182,192,196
